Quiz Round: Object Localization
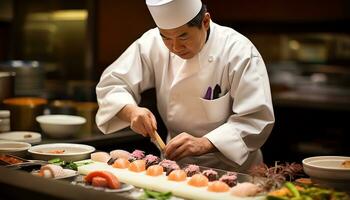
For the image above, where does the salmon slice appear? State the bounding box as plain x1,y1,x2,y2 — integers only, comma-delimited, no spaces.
112,158,130,169
207,181,230,192
91,176,108,188
187,174,209,187
146,165,164,176
84,171,121,189
168,170,187,182
128,160,146,172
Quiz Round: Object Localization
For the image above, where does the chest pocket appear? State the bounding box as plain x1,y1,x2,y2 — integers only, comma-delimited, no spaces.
199,92,232,123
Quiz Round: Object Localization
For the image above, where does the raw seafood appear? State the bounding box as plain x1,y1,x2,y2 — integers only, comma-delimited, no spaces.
90,152,111,163
168,170,187,182
112,158,130,169
84,171,120,189
128,159,146,172
91,176,108,188
146,165,164,176
187,174,209,187
230,182,262,197
207,181,230,192
109,149,131,159
40,164,65,178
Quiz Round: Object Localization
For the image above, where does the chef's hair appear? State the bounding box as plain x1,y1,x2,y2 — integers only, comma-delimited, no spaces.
187,4,207,29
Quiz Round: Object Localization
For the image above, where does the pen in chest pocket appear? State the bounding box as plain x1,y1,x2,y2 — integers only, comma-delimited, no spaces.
203,84,221,100
213,84,221,99
204,86,212,100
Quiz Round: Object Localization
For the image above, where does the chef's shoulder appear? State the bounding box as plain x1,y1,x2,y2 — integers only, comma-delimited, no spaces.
134,28,165,53
214,23,260,59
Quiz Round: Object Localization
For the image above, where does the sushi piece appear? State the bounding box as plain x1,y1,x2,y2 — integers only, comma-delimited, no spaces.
219,172,237,187
146,165,164,176
128,150,145,162
84,171,120,189
202,169,218,181
91,176,108,188
207,181,230,192
112,158,130,169
230,182,262,197
90,152,111,163
109,149,131,160
159,159,180,175
168,170,187,182
187,174,209,187
184,164,200,177
39,164,65,178
128,159,146,172
143,154,160,168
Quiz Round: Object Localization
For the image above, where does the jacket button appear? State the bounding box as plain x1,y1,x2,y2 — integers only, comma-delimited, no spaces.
208,56,214,62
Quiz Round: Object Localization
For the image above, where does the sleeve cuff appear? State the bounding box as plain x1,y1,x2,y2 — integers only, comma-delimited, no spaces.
204,123,249,166
96,93,137,134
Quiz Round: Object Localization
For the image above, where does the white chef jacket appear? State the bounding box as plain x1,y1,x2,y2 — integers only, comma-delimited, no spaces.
96,21,275,172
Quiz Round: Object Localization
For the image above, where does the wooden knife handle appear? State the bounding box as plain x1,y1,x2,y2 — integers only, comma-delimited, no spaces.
152,130,166,150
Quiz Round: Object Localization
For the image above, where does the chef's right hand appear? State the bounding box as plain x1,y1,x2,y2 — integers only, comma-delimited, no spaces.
117,104,157,137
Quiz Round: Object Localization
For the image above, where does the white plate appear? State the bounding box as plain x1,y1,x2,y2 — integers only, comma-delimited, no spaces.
302,156,350,191
28,143,95,162
0,131,41,144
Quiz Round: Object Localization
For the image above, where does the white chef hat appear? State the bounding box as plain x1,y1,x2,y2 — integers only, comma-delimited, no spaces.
146,0,202,29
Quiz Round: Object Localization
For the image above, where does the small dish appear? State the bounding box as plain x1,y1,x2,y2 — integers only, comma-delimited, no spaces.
0,141,31,157
0,131,41,144
302,156,350,191
28,143,95,161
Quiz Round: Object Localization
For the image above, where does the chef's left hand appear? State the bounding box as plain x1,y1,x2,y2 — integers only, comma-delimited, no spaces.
164,132,215,161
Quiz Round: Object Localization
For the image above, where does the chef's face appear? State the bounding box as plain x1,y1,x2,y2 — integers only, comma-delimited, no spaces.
159,13,210,59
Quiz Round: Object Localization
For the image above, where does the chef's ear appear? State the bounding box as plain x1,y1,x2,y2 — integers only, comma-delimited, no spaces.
202,13,210,30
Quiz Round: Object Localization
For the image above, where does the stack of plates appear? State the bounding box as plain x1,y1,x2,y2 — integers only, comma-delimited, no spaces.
0,131,41,144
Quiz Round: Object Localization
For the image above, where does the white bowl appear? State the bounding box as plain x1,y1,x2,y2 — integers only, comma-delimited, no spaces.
36,115,86,138
302,156,350,191
28,143,95,161
0,141,31,157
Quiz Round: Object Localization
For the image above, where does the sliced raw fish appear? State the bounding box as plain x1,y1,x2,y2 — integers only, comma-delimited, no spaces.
85,171,121,189
109,149,131,159
207,181,230,192
187,174,209,187
92,176,108,188
40,164,65,178
231,182,262,197
90,152,111,163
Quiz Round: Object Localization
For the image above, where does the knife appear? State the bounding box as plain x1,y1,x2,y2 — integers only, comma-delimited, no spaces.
149,130,166,152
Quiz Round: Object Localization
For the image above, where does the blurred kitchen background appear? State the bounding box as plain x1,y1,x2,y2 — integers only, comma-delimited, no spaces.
0,0,349,163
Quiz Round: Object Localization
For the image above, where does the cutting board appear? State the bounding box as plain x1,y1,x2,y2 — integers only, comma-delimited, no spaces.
78,161,264,200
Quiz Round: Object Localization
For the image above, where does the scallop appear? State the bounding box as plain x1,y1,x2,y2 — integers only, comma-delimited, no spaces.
168,170,187,182
207,181,230,192
187,174,209,187
128,159,146,172
146,165,164,176
112,158,130,169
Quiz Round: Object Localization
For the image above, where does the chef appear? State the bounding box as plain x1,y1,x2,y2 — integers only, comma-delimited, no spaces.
96,0,275,172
